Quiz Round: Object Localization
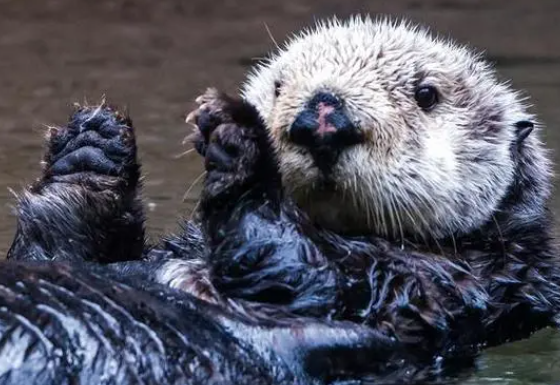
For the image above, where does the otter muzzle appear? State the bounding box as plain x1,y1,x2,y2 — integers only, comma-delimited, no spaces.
289,92,363,170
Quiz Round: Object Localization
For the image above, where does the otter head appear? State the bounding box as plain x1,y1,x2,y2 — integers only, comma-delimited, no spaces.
242,17,551,240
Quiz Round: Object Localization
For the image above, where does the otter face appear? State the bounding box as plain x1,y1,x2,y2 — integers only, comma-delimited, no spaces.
242,17,547,239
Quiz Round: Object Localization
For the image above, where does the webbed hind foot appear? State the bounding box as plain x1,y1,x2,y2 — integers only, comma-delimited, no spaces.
40,103,139,194
8,103,145,263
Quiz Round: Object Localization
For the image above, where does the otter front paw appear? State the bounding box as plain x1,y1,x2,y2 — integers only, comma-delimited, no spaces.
186,88,232,157
38,104,139,193
186,88,274,201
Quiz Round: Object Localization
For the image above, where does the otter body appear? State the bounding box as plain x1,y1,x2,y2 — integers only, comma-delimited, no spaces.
4,16,560,384
0,261,294,385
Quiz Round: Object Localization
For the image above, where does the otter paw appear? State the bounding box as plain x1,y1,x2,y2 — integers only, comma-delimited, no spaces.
186,88,238,156
186,89,268,200
203,122,262,199
41,104,138,190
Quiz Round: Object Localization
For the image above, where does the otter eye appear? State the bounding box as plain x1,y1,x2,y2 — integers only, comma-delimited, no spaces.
274,80,283,98
414,85,439,110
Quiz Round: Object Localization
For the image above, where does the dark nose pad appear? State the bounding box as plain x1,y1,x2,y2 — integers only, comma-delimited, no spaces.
289,92,363,153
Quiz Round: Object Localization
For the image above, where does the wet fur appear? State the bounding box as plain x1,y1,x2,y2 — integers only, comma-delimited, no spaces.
188,92,560,357
3,105,435,385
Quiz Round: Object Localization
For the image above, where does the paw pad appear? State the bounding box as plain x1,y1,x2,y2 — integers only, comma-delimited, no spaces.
43,104,137,182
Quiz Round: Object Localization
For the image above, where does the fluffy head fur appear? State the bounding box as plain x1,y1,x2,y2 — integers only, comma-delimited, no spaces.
241,17,551,240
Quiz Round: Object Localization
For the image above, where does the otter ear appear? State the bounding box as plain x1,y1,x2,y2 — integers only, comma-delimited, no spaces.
515,120,534,144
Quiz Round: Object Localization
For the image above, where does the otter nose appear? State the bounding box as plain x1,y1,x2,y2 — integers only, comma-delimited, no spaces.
289,92,363,152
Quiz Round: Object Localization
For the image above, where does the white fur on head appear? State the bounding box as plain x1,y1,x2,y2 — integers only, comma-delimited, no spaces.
241,16,551,239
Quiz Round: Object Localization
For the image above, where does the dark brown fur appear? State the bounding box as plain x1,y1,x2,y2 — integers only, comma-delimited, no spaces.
188,91,560,357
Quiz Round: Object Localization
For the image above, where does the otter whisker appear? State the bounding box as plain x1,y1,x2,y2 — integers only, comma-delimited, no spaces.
389,194,406,249
419,212,445,256
362,173,381,235
377,183,391,237
370,178,384,234
404,187,445,255
263,22,280,49
384,191,398,240
358,173,377,232
399,199,431,249
352,174,368,228
173,148,197,159
182,171,207,203
491,214,507,256
189,199,201,220
349,175,363,226
182,132,199,145
418,205,445,253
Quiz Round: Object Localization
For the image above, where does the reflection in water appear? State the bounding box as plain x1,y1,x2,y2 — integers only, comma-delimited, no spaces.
1,1,560,383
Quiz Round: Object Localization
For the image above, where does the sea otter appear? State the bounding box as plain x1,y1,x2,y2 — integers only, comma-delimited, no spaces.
179,16,560,350
3,16,560,383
